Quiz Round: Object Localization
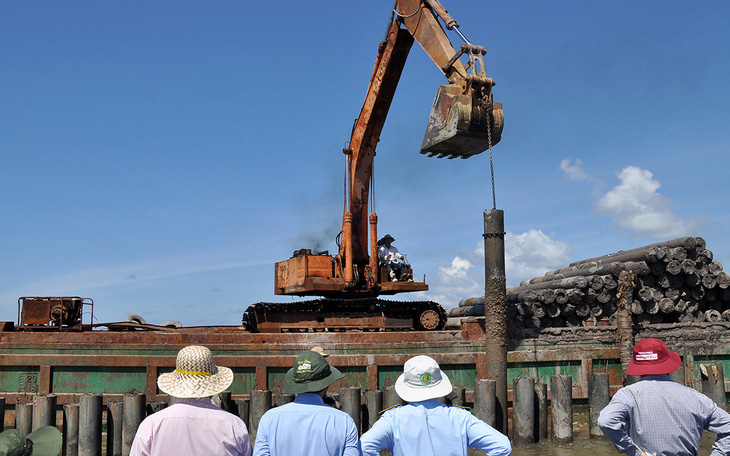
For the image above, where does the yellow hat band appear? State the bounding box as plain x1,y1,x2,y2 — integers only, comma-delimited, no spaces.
176,369,212,376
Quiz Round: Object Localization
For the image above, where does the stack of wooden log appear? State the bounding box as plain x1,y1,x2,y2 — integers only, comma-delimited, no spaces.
448,236,730,329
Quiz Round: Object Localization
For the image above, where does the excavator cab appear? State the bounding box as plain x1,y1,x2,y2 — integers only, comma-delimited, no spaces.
421,44,504,159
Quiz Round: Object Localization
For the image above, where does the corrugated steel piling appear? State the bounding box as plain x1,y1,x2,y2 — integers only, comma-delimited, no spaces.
107,402,123,456
534,381,548,442
701,364,727,411
363,390,382,431
250,390,272,443
550,375,573,443
15,403,32,435
339,387,362,433
473,379,496,427
483,209,508,434
63,404,79,456
512,377,535,445
273,394,294,407
32,394,56,430
450,387,465,406
587,373,609,439
78,394,102,456
122,393,145,456
383,386,402,409
218,391,234,412
234,398,250,430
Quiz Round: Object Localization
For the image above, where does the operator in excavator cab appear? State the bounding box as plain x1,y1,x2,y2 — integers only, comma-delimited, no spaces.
377,234,413,282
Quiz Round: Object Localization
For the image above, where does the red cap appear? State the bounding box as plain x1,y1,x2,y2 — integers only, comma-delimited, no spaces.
626,338,681,376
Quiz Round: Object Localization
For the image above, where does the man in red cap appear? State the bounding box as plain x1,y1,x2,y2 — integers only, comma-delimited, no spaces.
598,338,730,456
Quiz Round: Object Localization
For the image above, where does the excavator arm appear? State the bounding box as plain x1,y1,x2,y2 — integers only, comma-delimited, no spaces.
274,0,503,297
266,1,502,333
340,0,504,289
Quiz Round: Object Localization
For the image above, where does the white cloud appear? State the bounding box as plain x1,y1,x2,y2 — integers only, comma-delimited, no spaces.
505,230,573,285
596,166,695,238
560,158,592,181
428,230,572,308
438,256,473,280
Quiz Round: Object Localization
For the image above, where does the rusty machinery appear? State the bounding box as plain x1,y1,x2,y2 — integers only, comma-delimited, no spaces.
17,296,94,331
243,0,503,333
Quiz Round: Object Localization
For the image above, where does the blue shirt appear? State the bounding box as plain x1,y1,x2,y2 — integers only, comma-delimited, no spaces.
252,393,360,456
360,399,511,456
598,375,730,456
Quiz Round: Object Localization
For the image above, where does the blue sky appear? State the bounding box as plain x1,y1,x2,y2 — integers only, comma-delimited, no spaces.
2,1,728,326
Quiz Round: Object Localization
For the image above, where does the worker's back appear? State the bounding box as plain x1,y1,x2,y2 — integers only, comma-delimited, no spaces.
360,399,511,456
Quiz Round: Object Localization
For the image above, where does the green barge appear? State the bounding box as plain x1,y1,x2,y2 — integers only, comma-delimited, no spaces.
2,319,729,406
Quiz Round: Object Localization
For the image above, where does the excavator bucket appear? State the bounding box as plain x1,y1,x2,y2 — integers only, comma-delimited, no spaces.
420,84,503,159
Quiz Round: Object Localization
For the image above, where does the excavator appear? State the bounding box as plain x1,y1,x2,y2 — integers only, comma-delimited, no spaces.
243,0,503,332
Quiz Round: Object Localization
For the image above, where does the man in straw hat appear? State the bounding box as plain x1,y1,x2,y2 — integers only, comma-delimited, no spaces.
360,355,511,456
0,426,61,456
598,338,730,456
252,349,359,456
130,345,252,456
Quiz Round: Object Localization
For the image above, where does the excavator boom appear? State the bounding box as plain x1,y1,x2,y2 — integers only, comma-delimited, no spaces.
248,1,503,332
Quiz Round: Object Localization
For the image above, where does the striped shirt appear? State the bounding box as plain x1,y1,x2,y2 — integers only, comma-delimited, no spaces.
598,375,730,456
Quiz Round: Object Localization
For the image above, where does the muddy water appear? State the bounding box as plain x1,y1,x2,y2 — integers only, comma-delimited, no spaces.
480,412,716,456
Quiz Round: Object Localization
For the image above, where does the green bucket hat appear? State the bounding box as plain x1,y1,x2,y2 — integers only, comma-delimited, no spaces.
0,426,62,456
283,350,344,395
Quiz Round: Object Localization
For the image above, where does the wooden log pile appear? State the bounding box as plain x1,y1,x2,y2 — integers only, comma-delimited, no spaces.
448,237,730,329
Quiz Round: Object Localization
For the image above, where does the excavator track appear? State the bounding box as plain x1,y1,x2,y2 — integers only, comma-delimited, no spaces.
242,298,447,333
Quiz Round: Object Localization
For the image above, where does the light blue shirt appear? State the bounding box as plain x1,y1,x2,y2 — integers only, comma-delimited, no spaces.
360,399,511,456
252,393,360,456
598,375,730,456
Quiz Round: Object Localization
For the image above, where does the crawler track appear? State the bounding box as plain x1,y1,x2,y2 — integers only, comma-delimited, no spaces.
242,298,447,333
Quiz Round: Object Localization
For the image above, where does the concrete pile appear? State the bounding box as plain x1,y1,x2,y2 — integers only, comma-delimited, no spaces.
448,236,730,329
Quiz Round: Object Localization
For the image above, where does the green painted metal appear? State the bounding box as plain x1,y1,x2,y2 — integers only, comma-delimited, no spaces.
441,364,477,388
0,366,39,393
52,366,146,394
377,365,402,390
229,367,257,395
508,360,581,385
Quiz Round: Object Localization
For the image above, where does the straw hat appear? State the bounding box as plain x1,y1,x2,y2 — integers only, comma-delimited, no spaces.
283,350,344,395
0,426,62,456
395,355,453,402
157,345,233,398
627,338,681,376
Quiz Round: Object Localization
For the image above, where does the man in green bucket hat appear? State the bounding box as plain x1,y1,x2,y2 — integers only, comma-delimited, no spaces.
0,426,62,456
252,349,360,456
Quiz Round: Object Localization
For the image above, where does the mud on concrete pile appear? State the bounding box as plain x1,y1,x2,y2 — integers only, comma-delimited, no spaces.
449,236,730,330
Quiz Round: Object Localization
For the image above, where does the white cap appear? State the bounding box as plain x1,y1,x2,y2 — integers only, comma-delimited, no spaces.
395,355,453,402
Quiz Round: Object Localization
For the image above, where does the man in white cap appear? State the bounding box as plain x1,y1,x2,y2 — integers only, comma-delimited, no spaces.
598,338,730,456
360,355,511,456
253,349,360,456
130,345,252,456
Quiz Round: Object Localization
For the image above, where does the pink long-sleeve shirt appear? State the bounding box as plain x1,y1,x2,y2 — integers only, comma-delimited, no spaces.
130,397,252,456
